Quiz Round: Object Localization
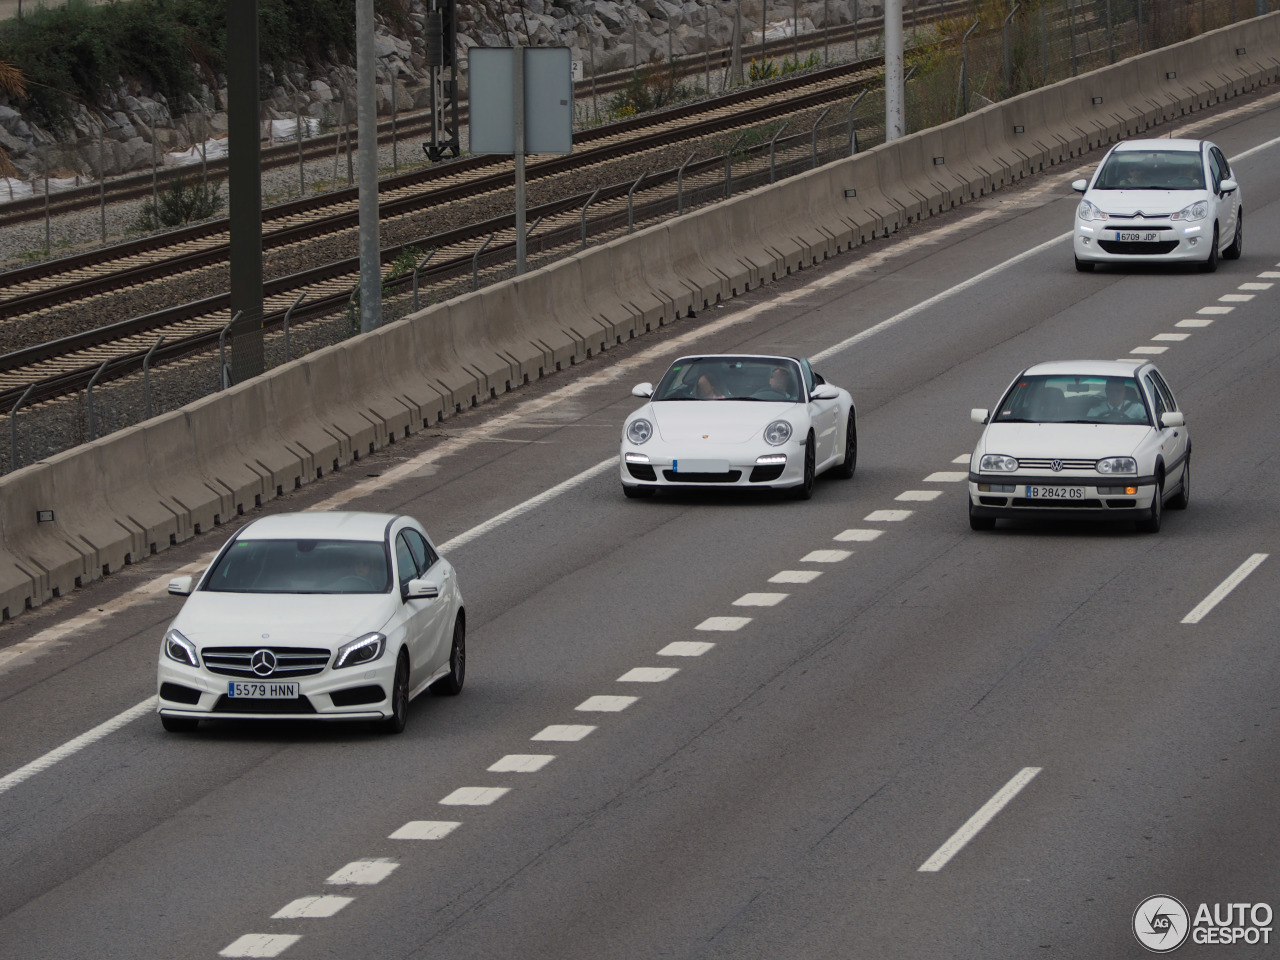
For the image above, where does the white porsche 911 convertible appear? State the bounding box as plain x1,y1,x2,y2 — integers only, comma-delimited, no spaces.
620,354,857,500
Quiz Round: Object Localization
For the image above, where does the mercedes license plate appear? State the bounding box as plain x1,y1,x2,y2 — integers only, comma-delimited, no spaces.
1115,231,1159,242
1025,486,1084,499
228,681,300,698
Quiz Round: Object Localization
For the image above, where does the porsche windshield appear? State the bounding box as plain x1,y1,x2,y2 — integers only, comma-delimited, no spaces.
204,539,391,594
653,358,802,402
995,375,1151,426
1094,150,1205,190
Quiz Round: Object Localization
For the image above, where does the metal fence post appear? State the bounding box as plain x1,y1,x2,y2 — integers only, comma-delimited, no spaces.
86,359,110,441
412,251,436,312
627,172,646,233
580,188,601,249
143,335,165,420
218,312,239,390
283,293,304,363
43,151,50,254
98,130,107,242
1106,0,1114,63
9,383,34,473
811,107,831,168
958,19,980,116
769,122,789,183
725,133,747,197
848,89,868,155
472,233,495,291
677,152,696,215
1003,4,1021,95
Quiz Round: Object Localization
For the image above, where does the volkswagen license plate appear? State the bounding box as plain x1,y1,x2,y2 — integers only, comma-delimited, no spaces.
1114,231,1159,242
228,681,300,698
1025,486,1084,499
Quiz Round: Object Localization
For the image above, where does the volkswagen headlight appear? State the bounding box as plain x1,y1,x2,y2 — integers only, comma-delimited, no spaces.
164,629,198,667
1171,200,1208,221
626,419,653,445
763,420,793,446
979,454,1019,472
334,632,386,669
1096,456,1137,474
1077,199,1108,222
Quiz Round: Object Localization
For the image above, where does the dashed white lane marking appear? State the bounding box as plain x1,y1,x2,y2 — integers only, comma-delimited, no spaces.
576,695,638,712
733,592,788,606
531,724,596,741
1177,318,1213,327
918,767,1043,872
389,821,461,840
696,616,752,631
488,754,555,773
326,859,399,885
834,529,883,542
272,896,353,919
1152,333,1189,341
440,786,510,805
1218,293,1254,302
1198,305,1233,314
219,934,301,958
1258,271,1280,278
952,454,970,464
1181,553,1268,624
658,641,715,656
1129,346,1167,355
896,490,942,501
618,667,679,682
0,696,156,798
1238,282,1273,290
800,549,852,563
770,569,823,583
865,510,913,522
924,472,967,482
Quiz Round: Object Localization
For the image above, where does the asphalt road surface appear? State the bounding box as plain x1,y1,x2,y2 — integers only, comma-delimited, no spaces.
3,87,1280,960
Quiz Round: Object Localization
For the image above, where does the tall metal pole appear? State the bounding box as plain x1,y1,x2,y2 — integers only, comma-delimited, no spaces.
227,0,264,380
514,45,527,275
885,0,904,141
356,0,382,333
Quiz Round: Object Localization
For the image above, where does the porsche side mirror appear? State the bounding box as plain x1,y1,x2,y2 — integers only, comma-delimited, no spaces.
810,384,840,400
632,383,653,398
971,408,990,425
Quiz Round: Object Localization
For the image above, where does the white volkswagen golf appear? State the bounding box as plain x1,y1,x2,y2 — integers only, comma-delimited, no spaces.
1072,138,1242,272
967,361,1190,532
156,512,464,734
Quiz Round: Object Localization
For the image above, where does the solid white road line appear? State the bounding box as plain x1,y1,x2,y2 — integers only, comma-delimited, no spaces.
1181,554,1268,625
769,570,823,583
696,616,752,631
575,695,638,712
488,755,555,773
657,641,715,656
389,821,461,840
272,896,353,919
325,859,399,885
0,696,156,798
800,549,852,563
733,592,788,606
219,934,301,958
531,724,596,741
918,767,1043,872
618,667,679,682
440,786,510,806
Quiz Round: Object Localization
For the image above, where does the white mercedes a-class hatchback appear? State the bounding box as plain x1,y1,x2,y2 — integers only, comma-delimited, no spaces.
1072,138,1242,272
620,354,857,500
967,361,1190,533
157,512,464,734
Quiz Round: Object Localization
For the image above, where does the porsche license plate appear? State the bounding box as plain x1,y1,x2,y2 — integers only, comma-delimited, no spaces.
672,459,731,473
1114,231,1159,242
1025,486,1084,499
228,681,300,698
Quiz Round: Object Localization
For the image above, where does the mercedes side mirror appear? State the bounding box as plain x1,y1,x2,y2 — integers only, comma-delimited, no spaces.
168,575,194,596
405,578,440,601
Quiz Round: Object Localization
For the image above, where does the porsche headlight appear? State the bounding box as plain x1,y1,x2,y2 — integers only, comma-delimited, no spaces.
1096,456,1137,474
1171,200,1208,221
164,629,198,667
763,420,793,446
1077,199,1108,222
334,632,386,669
979,454,1019,472
626,419,653,445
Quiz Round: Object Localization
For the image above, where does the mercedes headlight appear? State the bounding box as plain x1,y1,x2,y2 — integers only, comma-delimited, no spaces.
626,419,653,445
1077,199,1108,222
1096,457,1137,474
334,632,386,669
979,454,1019,472
1171,200,1208,221
164,629,198,667
763,420,793,446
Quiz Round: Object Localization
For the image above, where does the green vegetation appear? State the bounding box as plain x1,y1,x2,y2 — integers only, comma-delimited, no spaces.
606,64,694,118
0,0,407,127
132,177,225,230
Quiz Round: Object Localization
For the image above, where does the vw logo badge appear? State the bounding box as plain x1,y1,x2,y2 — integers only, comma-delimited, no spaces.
250,649,277,677
1051,459,1063,472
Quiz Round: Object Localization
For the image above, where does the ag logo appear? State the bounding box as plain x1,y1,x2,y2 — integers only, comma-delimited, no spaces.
1134,895,1190,953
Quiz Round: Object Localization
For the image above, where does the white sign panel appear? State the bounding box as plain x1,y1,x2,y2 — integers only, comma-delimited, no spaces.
468,46,573,156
